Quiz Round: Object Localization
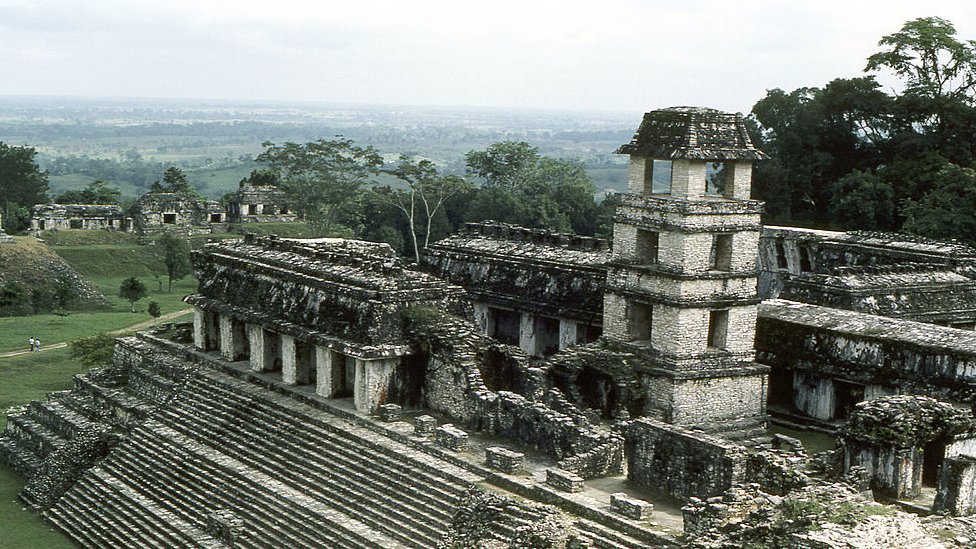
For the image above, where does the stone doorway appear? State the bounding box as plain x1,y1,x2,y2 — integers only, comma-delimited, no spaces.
577,366,618,419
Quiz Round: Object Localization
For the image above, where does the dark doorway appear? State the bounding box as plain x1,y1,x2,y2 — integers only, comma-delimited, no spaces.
163,213,177,224
577,366,618,419
833,380,865,420
534,316,560,356
248,204,258,215
489,307,520,345
767,368,794,410
922,439,946,487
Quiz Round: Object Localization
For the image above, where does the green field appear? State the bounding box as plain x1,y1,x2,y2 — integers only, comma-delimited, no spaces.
0,348,87,549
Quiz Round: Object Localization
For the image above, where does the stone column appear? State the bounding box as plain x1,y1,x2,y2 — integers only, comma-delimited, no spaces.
248,324,265,372
519,312,536,356
473,303,489,335
281,334,297,385
353,357,398,413
314,346,334,397
219,315,235,361
193,306,206,350
558,319,578,350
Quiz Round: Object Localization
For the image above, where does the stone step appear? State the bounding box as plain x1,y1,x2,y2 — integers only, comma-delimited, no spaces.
0,433,42,476
167,386,466,516
106,430,374,549
184,373,477,498
27,399,93,440
155,403,447,548
140,420,405,548
5,414,65,458
46,492,125,549
574,518,656,549
198,370,480,485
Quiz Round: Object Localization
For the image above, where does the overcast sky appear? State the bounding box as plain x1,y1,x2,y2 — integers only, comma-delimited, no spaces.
2,0,976,113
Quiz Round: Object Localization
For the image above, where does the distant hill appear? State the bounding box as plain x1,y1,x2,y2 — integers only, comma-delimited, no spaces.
0,238,109,316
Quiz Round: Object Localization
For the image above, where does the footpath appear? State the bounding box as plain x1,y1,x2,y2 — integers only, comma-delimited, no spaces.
0,308,193,359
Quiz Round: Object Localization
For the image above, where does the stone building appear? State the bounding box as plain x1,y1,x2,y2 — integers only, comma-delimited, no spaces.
30,204,126,234
0,212,13,243
184,234,463,413
130,190,226,234
227,181,297,223
602,107,770,435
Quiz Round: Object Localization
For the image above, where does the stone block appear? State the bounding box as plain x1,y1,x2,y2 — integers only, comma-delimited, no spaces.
434,424,468,451
485,446,524,474
414,415,437,437
546,468,584,493
379,403,402,422
610,492,653,520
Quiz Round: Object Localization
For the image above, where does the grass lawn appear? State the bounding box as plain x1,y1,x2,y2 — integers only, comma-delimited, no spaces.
0,349,91,548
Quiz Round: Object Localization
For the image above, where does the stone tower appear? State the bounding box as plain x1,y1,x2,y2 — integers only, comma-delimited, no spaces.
604,106,770,436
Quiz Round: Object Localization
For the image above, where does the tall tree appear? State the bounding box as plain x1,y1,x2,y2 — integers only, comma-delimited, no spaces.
157,233,193,292
118,277,148,313
374,156,471,262
256,138,383,233
465,141,540,189
0,142,49,232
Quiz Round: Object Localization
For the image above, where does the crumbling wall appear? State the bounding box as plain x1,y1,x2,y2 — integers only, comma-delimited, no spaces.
30,204,125,233
623,417,748,500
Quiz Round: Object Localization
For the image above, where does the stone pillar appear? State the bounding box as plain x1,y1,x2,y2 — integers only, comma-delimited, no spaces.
353,357,399,413
473,303,489,335
519,312,536,356
281,334,297,385
314,346,334,397
558,319,578,350
193,306,206,350
793,373,835,421
248,324,264,372
219,315,235,361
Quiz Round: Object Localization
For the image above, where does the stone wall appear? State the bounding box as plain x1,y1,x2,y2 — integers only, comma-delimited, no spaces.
30,204,125,233
758,299,976,407
131,191,225,234
623,417,747,500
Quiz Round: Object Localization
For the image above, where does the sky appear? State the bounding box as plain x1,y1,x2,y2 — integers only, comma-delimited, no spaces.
2,0,976,114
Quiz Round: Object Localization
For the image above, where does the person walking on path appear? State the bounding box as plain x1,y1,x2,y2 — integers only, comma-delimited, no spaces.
34,337,40,352
28,337,35,352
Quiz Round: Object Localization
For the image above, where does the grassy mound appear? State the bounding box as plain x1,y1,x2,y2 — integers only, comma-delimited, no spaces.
0,237,109,316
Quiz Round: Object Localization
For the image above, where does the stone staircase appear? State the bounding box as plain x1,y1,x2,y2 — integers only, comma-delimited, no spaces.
46,366,485,548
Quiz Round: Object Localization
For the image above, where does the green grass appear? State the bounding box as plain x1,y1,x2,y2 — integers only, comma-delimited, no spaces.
0,348,85,548
770,425,837,454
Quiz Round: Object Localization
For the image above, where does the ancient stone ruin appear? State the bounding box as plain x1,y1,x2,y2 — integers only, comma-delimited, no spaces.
4,106,976,547
29,204,126,234
227,180,297,223
129,190,226,234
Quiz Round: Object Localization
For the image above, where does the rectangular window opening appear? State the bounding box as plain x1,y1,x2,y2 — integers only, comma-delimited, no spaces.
707,309,729,350
163,213,177,224
69,219,83,229
711,234,733,271
636,229,659,263
705,161,729,196
210,213,222,223
644,159,672,195
627,302,652,342
775,239,788,269
247,204,258,215
799,246,812,272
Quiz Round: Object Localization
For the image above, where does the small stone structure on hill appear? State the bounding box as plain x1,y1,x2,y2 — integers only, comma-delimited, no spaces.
227,180,297,223
30,204,126,234
130,190,226,235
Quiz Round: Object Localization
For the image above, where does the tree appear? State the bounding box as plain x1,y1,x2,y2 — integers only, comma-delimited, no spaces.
56,180,121,204
118,277,148,313
69,333,118,367
147,301,161,319
157,233,193,292
0,142,49,232
902,163,976,244
463,142,600,235
374,156,471,262
827,170,896,230
256,138,383,233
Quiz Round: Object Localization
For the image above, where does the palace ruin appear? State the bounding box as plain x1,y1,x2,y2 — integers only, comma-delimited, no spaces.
4,106,976,547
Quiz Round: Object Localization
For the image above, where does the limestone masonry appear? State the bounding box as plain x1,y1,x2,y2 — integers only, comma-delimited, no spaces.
5,106,976,547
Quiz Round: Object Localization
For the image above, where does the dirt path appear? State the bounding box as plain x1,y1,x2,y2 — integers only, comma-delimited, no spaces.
0,307,194,359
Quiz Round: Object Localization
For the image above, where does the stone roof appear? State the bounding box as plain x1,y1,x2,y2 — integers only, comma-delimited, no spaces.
428,222,609,267
32,204,124,217
616,106,769,161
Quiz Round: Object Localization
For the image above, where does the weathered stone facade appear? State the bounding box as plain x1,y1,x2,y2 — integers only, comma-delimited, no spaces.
130,190,226,234
30,204,126,234
227,181,297,223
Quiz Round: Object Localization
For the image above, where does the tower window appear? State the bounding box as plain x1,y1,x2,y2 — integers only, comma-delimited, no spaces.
705,161,729,196
627,302,652,342
707,310,729,349
775,239,788,269
645,159,672,194
636,229,659,263
711,234,733,271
